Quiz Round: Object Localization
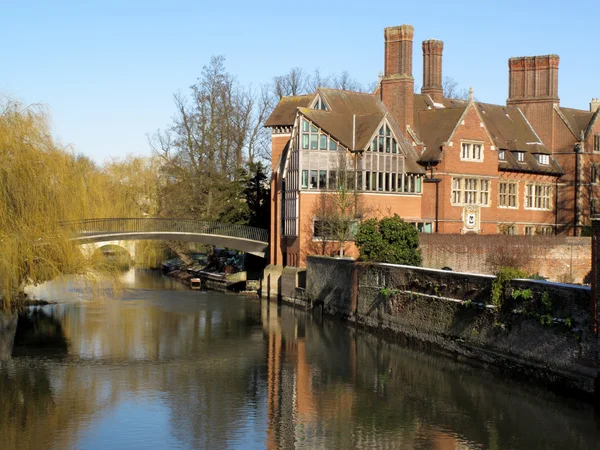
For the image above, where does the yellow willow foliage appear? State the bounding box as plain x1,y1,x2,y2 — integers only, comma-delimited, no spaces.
0,99,158,308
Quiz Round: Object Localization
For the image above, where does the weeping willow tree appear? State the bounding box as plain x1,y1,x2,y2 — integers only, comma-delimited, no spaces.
0,98,160,309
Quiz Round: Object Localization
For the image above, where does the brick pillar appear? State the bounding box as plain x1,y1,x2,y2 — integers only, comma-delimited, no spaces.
592,214,600,402
592,214,600,335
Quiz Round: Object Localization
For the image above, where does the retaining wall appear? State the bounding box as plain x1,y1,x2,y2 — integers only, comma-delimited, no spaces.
305,256,599,396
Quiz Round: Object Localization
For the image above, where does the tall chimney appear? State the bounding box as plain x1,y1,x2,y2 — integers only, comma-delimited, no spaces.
381,24,414,139
421,39,444,103
507,54,560,151
507,55,560,104
591,98,600,113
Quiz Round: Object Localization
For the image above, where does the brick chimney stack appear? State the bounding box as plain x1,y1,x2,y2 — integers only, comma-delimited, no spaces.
507,55,560,103
591,98,600,112
421,39,444,103
507,55,560,151
381,24,414,139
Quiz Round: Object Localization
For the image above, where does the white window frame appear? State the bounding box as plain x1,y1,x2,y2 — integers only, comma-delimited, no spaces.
498,181,518,208
535,154,550,165
460,141,484,162
514,151,525,162
451,177,490,206
524,183,552,210
498,150,506,161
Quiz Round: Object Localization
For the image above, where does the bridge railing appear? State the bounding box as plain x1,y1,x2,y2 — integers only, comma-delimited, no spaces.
62,218,269,243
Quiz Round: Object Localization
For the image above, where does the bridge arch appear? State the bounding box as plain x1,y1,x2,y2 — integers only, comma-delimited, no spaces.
66,218,269,258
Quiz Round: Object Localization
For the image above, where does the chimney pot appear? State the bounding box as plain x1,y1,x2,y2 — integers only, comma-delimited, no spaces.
591,98,600,112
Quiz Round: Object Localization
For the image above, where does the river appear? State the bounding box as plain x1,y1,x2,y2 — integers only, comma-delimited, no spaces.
0,269,599,450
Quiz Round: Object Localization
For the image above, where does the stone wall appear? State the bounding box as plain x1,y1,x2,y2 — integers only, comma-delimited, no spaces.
305,256,599,396
420,234,591,284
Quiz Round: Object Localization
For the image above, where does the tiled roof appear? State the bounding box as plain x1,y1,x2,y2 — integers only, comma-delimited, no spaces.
298,108,383,151
290,88,424,174
477,103,550,154
499,149,563,176
416,107,467,162
264,94,313,127
558,107,596,138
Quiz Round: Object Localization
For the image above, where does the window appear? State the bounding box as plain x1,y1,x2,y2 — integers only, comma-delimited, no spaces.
300,118,337,151
525,183,552,210
319,134,327,150
592,198,598,215
451,177,490,206
535,154,550,165
539,226,553,235
514,151,525,162
525,226,535,236
498,182,518,208
313,218,358,240
499,224,518,235
328,170,337,190
592,164,599,184
461,142,483,161
309,170,318,189
498,150,505,160
318,170,327,189
464,178,478,204
594,135,600,152
416,222,433,233
366,124,399,153
301,170,308,189
312,95,328,110
403,174,422,193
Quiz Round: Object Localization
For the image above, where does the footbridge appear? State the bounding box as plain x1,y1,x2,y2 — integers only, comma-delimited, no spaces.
65,218,269,258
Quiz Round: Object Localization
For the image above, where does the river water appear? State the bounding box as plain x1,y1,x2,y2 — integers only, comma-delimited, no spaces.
1,269,599,450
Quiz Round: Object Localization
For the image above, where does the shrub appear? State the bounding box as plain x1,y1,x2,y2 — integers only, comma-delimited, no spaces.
355,214,422,266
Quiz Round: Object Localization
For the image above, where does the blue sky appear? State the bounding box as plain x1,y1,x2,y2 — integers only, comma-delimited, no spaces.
1,0,598,163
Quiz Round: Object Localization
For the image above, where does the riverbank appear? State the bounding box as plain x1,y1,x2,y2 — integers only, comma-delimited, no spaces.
262,257,600,404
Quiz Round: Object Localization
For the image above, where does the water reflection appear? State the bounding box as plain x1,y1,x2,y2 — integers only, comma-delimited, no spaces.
0,270,598,450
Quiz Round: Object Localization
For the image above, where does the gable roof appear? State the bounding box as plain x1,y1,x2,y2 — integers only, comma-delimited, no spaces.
477,103,550,154
557,107,595,139
417,107,468,162
264,94,313,127
298,108,383,150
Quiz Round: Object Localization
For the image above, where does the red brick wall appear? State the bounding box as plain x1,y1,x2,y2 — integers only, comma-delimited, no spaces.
420,234,591,283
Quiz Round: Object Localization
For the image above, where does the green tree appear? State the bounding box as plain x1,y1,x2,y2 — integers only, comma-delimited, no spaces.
355,214,422,266
243,162,270,230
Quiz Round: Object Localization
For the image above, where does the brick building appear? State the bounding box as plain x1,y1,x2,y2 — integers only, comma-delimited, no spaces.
265,24,600,267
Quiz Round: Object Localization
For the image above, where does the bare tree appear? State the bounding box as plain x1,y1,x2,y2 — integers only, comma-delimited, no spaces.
305,69,332,93
272,67,306,98
332,71,363,92
443,76,470,100
150,55,266,222
307,151,367,257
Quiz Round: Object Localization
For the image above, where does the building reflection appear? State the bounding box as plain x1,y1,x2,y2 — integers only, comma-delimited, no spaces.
262,302,600,450
0,288,598,450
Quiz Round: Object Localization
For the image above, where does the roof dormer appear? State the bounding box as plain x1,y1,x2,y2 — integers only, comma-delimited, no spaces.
309,93,329,111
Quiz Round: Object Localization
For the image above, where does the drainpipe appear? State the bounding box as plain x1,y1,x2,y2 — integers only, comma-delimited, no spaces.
574,143,581,236
554,176,559,235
